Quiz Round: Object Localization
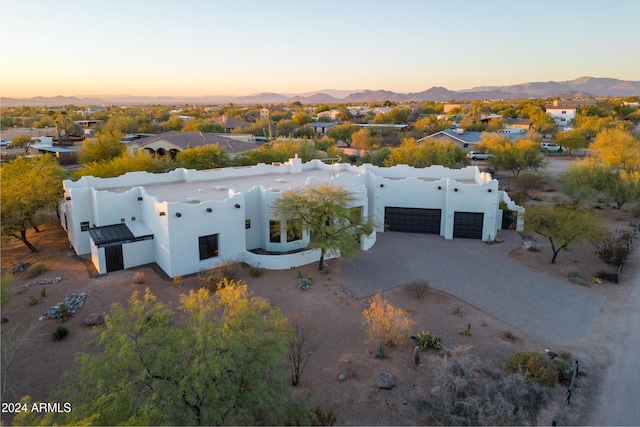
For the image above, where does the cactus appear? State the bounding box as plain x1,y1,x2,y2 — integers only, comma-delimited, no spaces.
464,322,472,336
414,345,420,365
41,287,46,297
375,346,386,358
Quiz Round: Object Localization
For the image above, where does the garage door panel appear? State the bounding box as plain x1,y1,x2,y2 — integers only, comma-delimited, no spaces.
453,212,483,239
385,207,441,234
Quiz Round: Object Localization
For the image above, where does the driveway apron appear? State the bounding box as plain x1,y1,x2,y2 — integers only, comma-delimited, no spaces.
338,231,605,345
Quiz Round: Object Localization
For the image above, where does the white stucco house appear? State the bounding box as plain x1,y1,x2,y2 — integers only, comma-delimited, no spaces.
60,157,524,277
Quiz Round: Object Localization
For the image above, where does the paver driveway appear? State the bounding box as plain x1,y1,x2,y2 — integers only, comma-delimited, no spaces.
338,231,605,345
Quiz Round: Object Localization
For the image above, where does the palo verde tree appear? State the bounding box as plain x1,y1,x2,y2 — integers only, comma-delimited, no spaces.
384,138,469,169
561,127,640,208
0,155,65,252
479,133,543,177
524,201,606,264
176,144,231,170
42,281,317,426
271,183,375,270
78,130,125,164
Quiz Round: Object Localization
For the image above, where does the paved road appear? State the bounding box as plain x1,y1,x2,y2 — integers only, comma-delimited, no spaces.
590,246,640,426
338,231,605,345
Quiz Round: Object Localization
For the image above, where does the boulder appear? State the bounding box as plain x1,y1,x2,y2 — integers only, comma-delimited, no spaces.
377,373,395,389
84,313,105,326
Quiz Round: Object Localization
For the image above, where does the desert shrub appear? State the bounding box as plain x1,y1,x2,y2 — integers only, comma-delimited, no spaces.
451,304,464,317
249,265,265,277
375,346,386,358
53,325,69,340
198,260,240,290
504,350,558,387
594,230,632,266
558,349,572,360
133,271,145,284
1,273,14,307
173,275,183,287
41,287,46,297
415,331,443,350
556,360,573,382
418,356,551,425
502,330,516,341
406,280,429,299
509,191,526,205
515,172,544,196
631,204,640,218
26,262,46,279
561,266,580,278
29,296,40,305
595,270,618,283
311,406,336,426
362,292,414,347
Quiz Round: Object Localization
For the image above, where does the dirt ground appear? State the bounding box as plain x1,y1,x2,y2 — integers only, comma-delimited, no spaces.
1,156,638,425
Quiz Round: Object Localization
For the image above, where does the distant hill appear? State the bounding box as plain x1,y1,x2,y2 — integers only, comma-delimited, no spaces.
2,76,638,106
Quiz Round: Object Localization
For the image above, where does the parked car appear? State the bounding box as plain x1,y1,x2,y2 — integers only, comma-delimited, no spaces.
467,151,493,161
540,142,563,153
0,139,11,147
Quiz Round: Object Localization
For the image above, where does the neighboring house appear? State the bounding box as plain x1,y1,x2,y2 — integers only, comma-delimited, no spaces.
316,109,341,120
545,105,577,125
60,157,524,277
419,128,526,150
260,107,271,118
126,131,258,158
310,122,337,135
504,118,533,131
211,115,251,132
419,129,484,150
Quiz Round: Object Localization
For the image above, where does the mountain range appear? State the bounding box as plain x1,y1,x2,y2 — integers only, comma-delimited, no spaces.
2,77,639,107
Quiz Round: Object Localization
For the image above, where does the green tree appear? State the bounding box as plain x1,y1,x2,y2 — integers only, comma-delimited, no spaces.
176,144,231,170
292,111,312,126
51,283,315,425
182,119,225,133
554,128,589,157
75,152,171,179
327,123,360,146
78,131,125,164
294,124,316,138
275,119,298,137
384,138,469,169
524,201,606,263
1,155,65,252
161,115,184,131
479,134,543,177
271,183,375,270
351,128,382,150
10,133,31,149
562,127,640,208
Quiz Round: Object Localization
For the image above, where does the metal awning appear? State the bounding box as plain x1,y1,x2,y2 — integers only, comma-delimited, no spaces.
88,224,135,246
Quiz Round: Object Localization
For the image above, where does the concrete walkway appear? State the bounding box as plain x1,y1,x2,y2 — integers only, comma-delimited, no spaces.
337,231,605,345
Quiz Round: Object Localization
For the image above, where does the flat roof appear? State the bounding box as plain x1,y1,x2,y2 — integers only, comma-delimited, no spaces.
102,166,362,203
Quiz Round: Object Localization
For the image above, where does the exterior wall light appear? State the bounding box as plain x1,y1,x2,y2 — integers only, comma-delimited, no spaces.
65,196,71,200
137,196,143,201
437,186,442,190
234,204,241,209
380,184,384,188
487,189,492,192
454,188,458,192
159,212,166,216
206,208,213,213
176,212,182,217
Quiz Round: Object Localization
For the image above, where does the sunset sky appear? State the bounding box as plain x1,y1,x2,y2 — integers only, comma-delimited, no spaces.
1,0,639,98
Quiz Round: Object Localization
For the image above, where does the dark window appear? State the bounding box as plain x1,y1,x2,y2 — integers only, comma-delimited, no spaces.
120,218,125,223
80,221,90,232
287,219,303,242
199,234,219,260
245,219,251,229
270,220,281,243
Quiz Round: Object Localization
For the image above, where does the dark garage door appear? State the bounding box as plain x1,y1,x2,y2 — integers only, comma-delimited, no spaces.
385,207,441,234
105,244,124,273
453,212,484,239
